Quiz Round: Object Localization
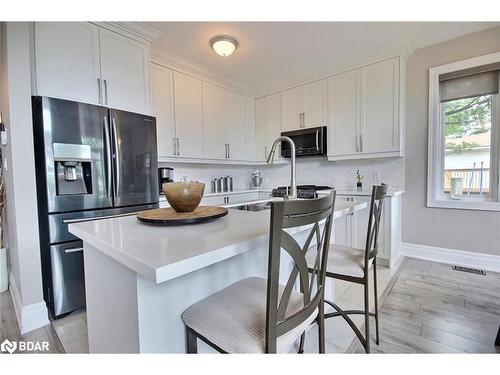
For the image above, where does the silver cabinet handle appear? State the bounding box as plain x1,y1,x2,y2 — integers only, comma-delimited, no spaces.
225,144,227,158
355,136,359,152
302,112,306,128
103,116,112,198
103,79,108,105
176,138,180,156
227,144,230,159
264,146,267,159
173,138,176,155
97,78,102,104
65,247,84,254
112,117,120,198
360,135,363,152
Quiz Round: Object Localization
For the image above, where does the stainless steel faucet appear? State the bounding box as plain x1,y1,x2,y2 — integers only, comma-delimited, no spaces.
266,136,297,199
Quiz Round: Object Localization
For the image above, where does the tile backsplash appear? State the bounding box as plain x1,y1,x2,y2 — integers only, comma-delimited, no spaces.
159,156,404,192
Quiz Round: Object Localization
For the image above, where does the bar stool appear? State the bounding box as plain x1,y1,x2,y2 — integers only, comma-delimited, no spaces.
301,184,387,353
181,192,336,353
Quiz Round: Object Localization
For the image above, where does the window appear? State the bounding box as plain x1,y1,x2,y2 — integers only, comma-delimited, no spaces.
428,53,500,211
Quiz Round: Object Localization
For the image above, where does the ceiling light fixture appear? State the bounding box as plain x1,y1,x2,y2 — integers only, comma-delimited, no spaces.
210,35,238,57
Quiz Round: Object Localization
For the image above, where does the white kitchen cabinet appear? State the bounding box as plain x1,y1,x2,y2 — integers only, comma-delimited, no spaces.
244,97,256,161
226,91,246,161
302,79,327,128
327,69,360,158
280,87,302,131
173,72,204,158
327,57,402,161
334,193,401,268
360,57,400,155
99,28,151,114
151,64,175,158
34,22,151,115
280,80,327,131
256,93,282,162
203,84,248,161
34,22,101,105
202,82,227,159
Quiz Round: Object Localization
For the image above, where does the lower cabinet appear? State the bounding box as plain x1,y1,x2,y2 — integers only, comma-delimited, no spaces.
333,194,401,268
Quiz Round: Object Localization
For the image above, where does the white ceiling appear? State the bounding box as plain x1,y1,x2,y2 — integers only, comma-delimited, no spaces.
146,22,499,90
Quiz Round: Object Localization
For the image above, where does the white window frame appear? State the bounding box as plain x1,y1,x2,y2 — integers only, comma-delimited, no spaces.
427,52,500,211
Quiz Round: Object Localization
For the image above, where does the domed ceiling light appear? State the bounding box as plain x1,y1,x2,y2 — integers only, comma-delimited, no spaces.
210,35,238,57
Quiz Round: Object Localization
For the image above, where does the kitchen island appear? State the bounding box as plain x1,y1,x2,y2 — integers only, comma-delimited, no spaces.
69,198,367,353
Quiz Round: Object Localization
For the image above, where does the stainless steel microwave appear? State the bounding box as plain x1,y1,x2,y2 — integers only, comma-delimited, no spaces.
280,126,327,157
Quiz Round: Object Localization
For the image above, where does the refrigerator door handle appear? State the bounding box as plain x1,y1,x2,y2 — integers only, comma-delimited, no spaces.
64,247,84,254
111,117,120,199
103,116,113,199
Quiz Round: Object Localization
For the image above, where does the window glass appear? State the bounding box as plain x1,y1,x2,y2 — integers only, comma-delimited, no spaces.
442,95,492,198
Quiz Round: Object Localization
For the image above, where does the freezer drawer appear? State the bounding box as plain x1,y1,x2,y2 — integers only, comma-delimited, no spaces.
50,242,86,317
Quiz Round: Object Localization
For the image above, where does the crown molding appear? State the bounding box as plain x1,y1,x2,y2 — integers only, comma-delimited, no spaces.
151,48,256,98
255,41,413,98
93,22,162,44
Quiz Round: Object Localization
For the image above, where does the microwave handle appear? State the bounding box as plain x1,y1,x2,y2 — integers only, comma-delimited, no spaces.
316,129,320,151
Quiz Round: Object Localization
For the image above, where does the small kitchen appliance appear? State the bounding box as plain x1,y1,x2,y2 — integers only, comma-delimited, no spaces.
159,167,174,194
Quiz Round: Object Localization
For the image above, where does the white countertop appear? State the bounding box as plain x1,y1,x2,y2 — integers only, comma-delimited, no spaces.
69,199,367,284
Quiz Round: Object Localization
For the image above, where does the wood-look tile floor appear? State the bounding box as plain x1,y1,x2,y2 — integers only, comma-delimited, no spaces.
352,258,500,353
0,290,64,353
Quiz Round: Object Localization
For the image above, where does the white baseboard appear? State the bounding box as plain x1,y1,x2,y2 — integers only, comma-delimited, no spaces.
401,242,500,273
8,272,49,334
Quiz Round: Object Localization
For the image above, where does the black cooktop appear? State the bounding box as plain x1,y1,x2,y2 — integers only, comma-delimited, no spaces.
271,185,334,199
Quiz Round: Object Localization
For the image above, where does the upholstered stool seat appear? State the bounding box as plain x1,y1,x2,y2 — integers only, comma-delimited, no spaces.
182,277,317,353
308,245,374,279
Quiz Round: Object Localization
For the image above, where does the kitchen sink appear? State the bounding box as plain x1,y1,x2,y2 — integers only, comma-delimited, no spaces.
229,201,272,212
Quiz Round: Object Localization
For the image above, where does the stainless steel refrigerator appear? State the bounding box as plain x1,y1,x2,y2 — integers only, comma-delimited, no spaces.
32,96,159,318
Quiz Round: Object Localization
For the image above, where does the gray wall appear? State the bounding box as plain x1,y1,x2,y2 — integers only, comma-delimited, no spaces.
403,26,500,256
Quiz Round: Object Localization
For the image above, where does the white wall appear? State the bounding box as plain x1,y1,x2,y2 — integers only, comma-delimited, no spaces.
0,22,48,333
403,26,500,256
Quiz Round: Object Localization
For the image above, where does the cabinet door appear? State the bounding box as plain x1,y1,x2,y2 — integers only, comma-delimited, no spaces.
255,98,268,162
302,79,327,128
280,87,302,131
244,97,256,161
360,57,399,154
99,28,151,114
151,64,175,158
333,214,350,247
350,196,371,249
226,91,246,161
266,93,282,161
173,72,204,158
34,22,101,105
202,83,227,159
327,70,360,157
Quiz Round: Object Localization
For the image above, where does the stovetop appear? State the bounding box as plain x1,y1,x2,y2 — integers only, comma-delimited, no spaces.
271,185,334,199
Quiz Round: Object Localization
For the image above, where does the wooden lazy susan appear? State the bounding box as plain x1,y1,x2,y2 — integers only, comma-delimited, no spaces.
137,206,228,226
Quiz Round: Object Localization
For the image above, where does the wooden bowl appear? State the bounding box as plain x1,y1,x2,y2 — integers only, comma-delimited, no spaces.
163,182,205,212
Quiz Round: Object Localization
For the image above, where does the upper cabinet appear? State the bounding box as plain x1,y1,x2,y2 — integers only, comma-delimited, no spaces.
202,82,227,159
256,93,282,162
280,79,327,131
151,64,175,158
327,69,360,157
360,57,400,155
99,28,151,115
327,57,402,160
34,22,102,105
173,72,204,159
225,91,247,161
34,22,151,115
